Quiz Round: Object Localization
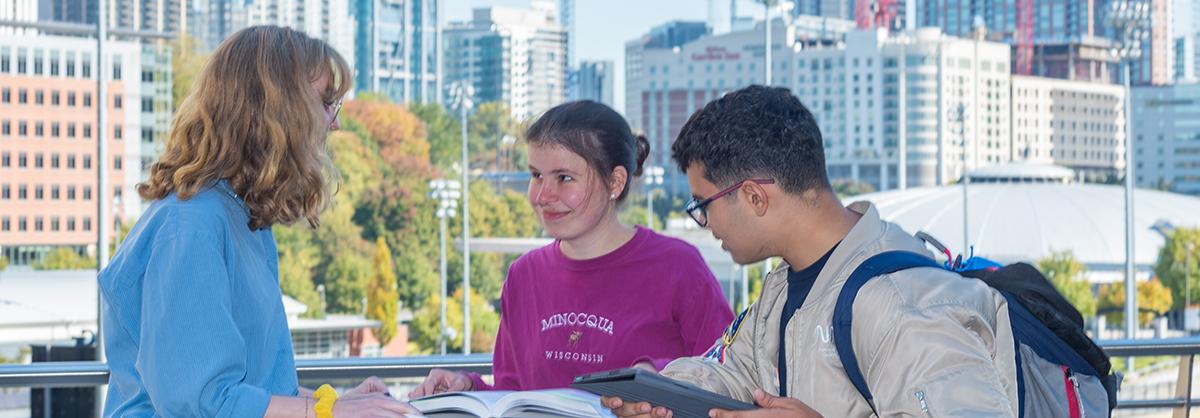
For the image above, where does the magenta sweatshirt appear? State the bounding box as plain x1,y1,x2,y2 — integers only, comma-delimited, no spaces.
470,226,733,391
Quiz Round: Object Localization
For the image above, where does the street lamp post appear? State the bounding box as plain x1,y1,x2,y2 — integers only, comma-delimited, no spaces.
953,102,969,249
429,180,460,355
451,81,475,354
1107,0,1149,343
644,166,664,229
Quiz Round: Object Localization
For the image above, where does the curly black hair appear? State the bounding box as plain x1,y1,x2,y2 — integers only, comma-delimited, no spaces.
671,85,830,196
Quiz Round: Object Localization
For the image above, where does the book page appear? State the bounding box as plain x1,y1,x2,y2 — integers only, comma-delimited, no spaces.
495,389,616,418
411,390,516,417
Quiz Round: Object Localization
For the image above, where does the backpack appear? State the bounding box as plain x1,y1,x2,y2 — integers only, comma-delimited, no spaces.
833,234,1121,418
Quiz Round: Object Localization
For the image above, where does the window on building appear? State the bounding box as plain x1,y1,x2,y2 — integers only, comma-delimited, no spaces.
49,50,60,76
18,88,27,104
51,91,60,106
83,93,91,107
114,94,122,109
67,185,76,200
67,217,75,231
114,155,122,170
17,48,27,73
33,49,43,75
68,92,76,106
83,217,92,231
34,185,43,200
83,155,91,169
83,185,92,200
51,185,59,199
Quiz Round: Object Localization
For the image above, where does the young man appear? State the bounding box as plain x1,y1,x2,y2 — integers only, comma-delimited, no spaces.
604,86,1018,418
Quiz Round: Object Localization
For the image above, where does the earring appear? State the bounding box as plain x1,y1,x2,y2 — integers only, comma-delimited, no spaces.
610,193,616,199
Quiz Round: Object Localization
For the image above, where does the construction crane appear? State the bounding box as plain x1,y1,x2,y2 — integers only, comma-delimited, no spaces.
855,0,897,30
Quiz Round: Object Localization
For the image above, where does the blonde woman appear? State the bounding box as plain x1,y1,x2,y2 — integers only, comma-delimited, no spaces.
100,26,417,417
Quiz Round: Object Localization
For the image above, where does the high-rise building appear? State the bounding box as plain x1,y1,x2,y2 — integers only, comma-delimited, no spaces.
1,35,146,266
353,0,440,105
1174,0,1199,82
1132,83,1200,195
919,0,1122,83
1010,75,1126,180
788,0,858,22
707,0,732,35
628,25,1018,193
3,0,43,35
184,0,356,71
443,1,566,121
624,21,708,130
1124,0,1174,86
572,60,613,108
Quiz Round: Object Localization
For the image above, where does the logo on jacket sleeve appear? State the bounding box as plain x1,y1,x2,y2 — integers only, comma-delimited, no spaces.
704,307,749,364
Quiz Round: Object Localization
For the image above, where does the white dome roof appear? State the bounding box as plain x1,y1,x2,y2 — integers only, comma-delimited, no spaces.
852,184,1200,275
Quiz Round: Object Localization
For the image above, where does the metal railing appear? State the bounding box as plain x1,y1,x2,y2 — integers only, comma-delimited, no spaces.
3,339,1200,410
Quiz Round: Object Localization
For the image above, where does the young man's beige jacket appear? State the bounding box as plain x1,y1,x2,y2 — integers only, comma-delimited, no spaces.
664,201,1020,417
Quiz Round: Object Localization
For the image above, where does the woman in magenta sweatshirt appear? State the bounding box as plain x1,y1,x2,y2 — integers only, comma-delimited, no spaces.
409,100,734,395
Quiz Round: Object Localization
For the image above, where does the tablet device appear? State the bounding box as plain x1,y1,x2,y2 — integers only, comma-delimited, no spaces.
570,368,756,418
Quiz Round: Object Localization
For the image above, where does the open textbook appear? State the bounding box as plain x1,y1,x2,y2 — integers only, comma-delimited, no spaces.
409,388,616,418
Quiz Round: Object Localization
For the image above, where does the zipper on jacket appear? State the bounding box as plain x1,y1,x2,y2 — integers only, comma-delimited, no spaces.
1062,365,1083,418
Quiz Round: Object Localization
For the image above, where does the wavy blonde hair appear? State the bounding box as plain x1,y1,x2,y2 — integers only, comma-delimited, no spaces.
139,25,351,229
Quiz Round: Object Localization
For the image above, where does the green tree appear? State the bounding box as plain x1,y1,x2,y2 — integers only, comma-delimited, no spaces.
323,252,372,314
469,102,520,169
1155,227,1200,309
171,34,209,111
1037,250,1097,319
368,238,400,346
0,255,8,273
34,248,97,270
274,225,324,318
1099,279,1174,327
409,287,500,354
409,103,461,170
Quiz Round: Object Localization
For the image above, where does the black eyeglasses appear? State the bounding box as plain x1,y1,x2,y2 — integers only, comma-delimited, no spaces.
684,179,775,227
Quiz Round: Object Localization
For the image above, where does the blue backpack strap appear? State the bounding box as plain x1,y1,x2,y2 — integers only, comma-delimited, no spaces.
833,251,942,415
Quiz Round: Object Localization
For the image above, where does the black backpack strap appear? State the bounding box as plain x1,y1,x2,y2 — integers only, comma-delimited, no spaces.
833,251,942,416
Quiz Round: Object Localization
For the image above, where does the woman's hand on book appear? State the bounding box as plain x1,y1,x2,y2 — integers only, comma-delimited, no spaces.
346,376,391,397
332,392,420,418
407,369,474,399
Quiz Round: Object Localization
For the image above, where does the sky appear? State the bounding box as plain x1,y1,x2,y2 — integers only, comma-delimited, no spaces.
444,1,766,114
